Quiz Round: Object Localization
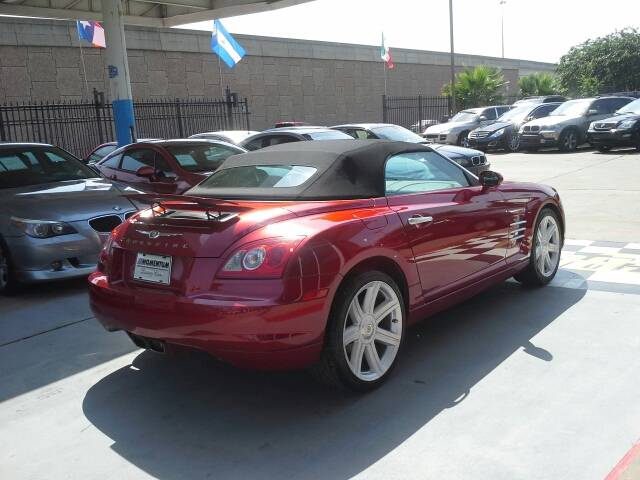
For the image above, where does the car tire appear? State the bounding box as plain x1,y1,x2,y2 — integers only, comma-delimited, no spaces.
309,271,405,392
458,132,470,148
596,145,611,152
0,238,18,296
558,129,579,152
504,133,521,152
513,209,562,286
524,147,539,152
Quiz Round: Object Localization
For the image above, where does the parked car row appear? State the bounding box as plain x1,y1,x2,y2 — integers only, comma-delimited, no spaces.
1,119,572,391
8,94,637,300
424,95,640,153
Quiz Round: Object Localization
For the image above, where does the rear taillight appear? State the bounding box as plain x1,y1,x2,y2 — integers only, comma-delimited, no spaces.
97,228,118,274
217,236,305,278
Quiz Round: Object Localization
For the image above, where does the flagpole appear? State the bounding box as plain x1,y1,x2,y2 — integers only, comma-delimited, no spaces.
79,40,90,100
218,56,224,99
384,62,387,96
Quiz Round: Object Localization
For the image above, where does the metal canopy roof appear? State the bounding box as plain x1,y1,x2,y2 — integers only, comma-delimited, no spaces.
0,0,314,28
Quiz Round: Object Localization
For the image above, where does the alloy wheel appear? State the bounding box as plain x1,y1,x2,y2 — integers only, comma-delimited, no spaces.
534,214,561,278
562,132,578,151
506,134,520,151
342,280,403,381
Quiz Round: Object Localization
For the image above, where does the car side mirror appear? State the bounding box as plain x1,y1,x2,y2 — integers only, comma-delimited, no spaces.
479,115,488,122
586,109,598,116
135,166,156,181
479,171,503,188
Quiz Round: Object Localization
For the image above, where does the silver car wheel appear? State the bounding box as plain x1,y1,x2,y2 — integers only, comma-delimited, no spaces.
459,134,470,148
562,132,578,151
506,134,520,151
534,214,561,278
342,280,403,382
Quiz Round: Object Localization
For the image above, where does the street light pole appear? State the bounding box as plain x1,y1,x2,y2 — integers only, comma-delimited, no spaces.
500,0,506,58
449,0,456,115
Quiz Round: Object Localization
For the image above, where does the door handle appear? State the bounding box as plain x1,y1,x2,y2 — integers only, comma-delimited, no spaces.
408,215,433,225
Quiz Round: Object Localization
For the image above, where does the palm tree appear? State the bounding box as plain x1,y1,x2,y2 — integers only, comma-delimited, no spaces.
517,73,560,98
442,65,509,110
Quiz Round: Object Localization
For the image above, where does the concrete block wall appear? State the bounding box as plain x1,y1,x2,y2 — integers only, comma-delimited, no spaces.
0,17,555,131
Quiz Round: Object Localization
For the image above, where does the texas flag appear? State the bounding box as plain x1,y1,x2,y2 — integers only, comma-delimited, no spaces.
77,21,106,49
381,32,393,69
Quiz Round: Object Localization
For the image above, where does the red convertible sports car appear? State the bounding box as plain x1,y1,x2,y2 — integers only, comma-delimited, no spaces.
89,140,565,391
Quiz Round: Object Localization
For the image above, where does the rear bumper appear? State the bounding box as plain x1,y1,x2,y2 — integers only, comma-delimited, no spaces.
88,271,338,370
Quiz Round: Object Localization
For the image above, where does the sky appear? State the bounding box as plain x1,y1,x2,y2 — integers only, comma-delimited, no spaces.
182,0,640,64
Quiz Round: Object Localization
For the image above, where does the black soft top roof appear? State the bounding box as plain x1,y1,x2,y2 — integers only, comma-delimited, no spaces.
188,139,437,200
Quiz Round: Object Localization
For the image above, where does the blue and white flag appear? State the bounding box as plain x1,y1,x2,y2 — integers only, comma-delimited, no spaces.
211,19,246,68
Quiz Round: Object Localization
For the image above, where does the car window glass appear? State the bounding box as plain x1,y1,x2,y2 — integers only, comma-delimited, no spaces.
44,151,68,163
100,153,122,169
95,145,117,157
164,144,242,172
0,147,94,189
590,99,616,115
614,98,633,110
482,108,497,120
613,98,640,114
266,135,298,146
496,106,512,116
533,105,554,118
340,129,360,139
120,149,156,172
303,131,353,140
385,151,469,196
154,154,177,178
370,126,424,142
0,154,28,171
242,137,264,151
200,165,317,189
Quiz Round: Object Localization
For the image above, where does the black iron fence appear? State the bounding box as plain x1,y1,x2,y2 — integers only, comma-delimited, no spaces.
382,94,451,132
382,94,520,132
0,93,251,158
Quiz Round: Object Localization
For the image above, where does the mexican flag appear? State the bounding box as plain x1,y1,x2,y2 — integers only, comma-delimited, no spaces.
381,32,394,68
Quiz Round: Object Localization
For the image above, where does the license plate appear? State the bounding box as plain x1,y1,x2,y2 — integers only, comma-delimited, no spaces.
134,253,172,285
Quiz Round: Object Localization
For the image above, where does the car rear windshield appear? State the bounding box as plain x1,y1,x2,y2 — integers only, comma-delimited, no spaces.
300,131,353,141
198,165,317,189
370,126,424,143
0,147,98,190
164,143,243,172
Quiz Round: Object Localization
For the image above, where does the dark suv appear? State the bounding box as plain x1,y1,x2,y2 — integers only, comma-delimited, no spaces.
468,102,561,152
518,96,634,152
587,98,640,152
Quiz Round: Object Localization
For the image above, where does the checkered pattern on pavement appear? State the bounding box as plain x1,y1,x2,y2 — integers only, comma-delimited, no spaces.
542,240,640,294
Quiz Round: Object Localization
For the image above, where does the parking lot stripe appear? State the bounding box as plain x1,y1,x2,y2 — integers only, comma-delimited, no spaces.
604,439,640,480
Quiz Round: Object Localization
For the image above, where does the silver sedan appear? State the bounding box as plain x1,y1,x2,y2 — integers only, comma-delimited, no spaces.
0,143,139,294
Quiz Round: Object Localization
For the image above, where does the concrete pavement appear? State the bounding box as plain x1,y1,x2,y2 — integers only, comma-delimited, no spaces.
1,147,640,479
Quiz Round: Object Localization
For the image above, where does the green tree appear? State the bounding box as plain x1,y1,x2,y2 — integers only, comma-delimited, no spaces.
556,28,640,96
517,73,560,99
442,65,509,110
